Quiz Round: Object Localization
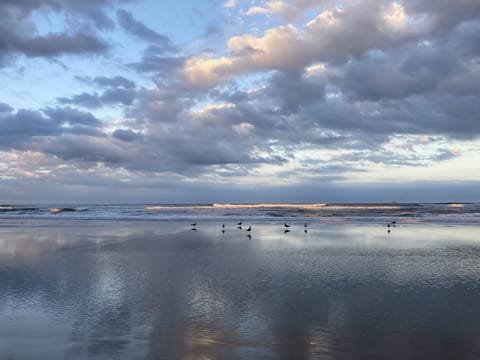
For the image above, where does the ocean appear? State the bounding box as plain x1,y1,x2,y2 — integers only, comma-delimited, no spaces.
1,203,480,359
1,202,479,224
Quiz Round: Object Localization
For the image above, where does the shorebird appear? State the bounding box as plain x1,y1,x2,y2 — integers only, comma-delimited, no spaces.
284,229,290,234
304,223,308,228
246,226,251,232
191,222,197,227
284,223,290,228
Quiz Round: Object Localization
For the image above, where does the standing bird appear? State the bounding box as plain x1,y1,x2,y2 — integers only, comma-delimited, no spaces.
284,223,291,228
246,226,252,232
237,221,242,226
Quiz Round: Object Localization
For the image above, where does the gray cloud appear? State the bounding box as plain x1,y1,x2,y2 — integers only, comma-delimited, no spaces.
58,76,137,108
43,107,102,127
59,88,136,108
0,102,14,113
0,0,123,64
58,93,103,108
1,0,480,202
0,105,105,151
116,9,177,51
18,32,108,57
94,76,136,89
112,128,143,142
130,53,184,75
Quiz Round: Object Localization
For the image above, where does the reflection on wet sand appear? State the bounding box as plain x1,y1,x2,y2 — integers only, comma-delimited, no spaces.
1,221,480,359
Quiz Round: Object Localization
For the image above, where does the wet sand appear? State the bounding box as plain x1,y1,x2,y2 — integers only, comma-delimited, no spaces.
1,220,480,359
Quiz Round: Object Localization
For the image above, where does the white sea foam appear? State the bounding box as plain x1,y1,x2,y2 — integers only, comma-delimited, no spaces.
447,203,464,208
212,203,328,209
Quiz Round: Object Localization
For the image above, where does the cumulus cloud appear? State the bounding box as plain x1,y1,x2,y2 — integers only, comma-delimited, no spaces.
2,0,480,201
58,76,137,108
182,2,417,89
0,0,119,65
0,105,105,152
247,0,334,22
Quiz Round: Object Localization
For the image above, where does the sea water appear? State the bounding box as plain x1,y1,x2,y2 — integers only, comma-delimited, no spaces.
0,210,480,359
1,202,479,223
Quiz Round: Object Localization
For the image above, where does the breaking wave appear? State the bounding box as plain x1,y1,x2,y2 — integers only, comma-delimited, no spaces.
0,203,478,224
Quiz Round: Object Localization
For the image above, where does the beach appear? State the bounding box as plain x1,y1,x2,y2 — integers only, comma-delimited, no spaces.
1,218,480,359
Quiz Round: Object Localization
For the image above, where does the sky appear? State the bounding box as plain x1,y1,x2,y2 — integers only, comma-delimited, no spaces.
0,0,479,204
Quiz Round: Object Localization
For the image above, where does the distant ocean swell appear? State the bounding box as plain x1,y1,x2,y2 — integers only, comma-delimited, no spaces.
0,203,479,224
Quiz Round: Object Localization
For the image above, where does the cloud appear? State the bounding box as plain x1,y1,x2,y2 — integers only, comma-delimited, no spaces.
13,32,108,57
0,105,104,152
112,128,143,142
58,76,137,108
1,0,480,202
224,0,236,8
247,0,335,22
94,76,136,89
116,9,177,51
130,54,184,75
0,103,14,113
182,2,417,89
58,93,103,108
42,107,102,127
0,0,116,65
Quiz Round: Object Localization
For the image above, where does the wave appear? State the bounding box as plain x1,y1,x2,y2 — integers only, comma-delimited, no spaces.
145,205,213,211
0,205,40,212
447,203,465,208
319,205,404,210
146,203,415,211
48,207,86,214
212,203,328,209
0,203,478,225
